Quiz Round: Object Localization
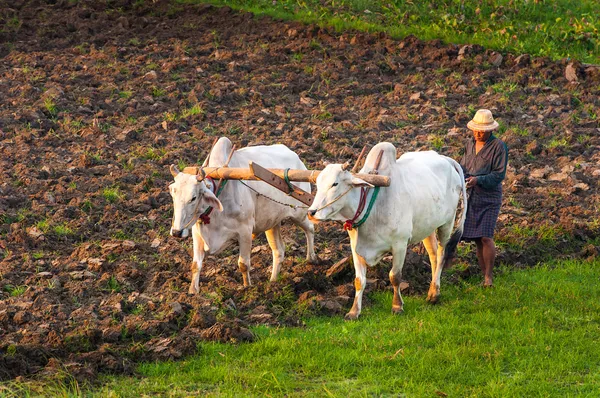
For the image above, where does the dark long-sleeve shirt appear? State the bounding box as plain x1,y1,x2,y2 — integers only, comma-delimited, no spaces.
460,135,508,191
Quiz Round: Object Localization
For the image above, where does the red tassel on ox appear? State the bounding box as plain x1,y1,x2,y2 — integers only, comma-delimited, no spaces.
199,214,211,225
343,220,354,231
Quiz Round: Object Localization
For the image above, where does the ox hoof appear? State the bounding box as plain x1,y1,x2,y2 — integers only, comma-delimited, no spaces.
307,256,321,265
391,305,404,315
188,286,199,295
344,312,360,321
426,293,440,304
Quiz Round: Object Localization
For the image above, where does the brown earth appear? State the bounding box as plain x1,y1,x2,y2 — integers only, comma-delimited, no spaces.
1,0,599,382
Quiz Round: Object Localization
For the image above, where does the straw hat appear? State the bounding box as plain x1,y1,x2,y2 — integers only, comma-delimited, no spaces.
467,109,499,132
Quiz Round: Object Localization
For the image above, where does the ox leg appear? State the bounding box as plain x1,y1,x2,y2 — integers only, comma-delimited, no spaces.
265,224,285,282
189,223,205,294
427,223,453,304
422,232,438,277
345,251,368,321
390,242,408,314
237,231,253,287
291,216,318,264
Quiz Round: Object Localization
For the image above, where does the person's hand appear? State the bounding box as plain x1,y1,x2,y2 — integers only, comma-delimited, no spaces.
466,176,478,188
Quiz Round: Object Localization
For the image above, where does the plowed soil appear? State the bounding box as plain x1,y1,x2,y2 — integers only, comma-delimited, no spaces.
1,0,599,382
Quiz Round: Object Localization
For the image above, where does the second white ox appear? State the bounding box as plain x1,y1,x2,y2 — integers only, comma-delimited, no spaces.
308,143,467,320
170,137,318,293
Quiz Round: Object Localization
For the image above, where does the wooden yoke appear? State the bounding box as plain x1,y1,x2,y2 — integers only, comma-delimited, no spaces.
352,146,368,173
371,150,384,174
250,162,314,206
182,167,390,186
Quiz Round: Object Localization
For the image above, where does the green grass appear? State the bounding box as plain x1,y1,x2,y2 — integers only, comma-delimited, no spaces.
3,284,26,297
179,0,600,63
102,187,124,203
52,223,74,236
180,104,204,119
20,259,592,397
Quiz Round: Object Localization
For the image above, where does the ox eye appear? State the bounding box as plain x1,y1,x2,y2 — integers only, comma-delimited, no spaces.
331,182,338,187
191,196,197,202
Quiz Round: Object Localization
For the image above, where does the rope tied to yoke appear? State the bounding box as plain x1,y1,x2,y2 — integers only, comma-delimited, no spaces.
239,180,308,209
283,168,295,195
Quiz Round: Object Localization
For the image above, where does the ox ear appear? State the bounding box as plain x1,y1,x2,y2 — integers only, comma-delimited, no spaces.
350,176,374,188
203,188,223,212
170,164,180,178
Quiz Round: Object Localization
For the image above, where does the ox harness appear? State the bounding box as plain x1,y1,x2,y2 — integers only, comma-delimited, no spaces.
198,177,227,225
343,186,380,231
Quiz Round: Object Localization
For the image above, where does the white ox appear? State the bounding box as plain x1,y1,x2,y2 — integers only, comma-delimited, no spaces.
307,143,467,319
169,137,318,292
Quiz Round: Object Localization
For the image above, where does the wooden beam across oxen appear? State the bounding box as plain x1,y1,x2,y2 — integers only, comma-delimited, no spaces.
181,165,391,186
182,149,390,207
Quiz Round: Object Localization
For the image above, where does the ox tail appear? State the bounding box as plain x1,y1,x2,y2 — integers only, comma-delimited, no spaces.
441,156,468,269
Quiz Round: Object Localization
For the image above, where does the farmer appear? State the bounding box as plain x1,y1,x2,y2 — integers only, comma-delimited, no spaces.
460,109,508,287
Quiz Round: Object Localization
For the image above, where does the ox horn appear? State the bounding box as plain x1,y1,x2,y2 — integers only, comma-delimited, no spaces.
341,161,351,171
170,164,180,177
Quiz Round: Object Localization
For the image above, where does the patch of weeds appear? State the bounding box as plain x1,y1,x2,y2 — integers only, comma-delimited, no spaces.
4,284,26,297
98,122,112,133
163,112,178,122
181,104,204,119
228,125,241,135
44,97,58,117
315,106,332,120
141,147,167,161
131,304,145,316
203,124,218,136
537,223,564,245
304,65,314,75
430,135,445,151
128,38,141,46
6,344,17,357
103,187,124,203
85,150,102,164
145,62,159,71
32,251,44,260
291,52,304,62
576,134,590,144
177,160,187,170
152,86,166,98
64,333,93,353
512,126,529,137
491,80,518,95
507,196,522,208
36,219,50,233
81,200,93,212
105,276,122,293
495,120,508,135
546,138,569,149
53,223,74,236
106,253,119,263
309,39,323,51
112,230,130,240
119,90,133,99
